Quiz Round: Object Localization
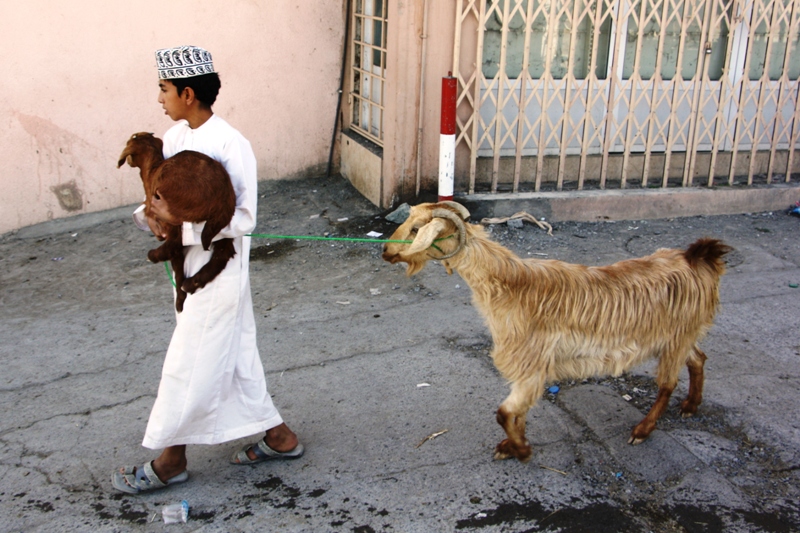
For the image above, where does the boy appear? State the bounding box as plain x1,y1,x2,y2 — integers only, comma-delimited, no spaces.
113,46,303,494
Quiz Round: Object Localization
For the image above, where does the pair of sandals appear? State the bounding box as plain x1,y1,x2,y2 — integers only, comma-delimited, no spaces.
112,438,304,494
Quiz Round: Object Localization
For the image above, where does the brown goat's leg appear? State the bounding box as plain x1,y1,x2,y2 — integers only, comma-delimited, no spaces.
182,239,236,294
494,379,542,462
629,384,675,445
171,253,187,313
680,346,707,418
148,238,182,264
629,346,690,444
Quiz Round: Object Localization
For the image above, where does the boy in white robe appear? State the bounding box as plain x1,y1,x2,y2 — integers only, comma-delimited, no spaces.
113,46,303,494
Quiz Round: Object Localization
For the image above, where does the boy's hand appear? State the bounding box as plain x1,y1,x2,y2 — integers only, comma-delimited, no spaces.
149,190,181,226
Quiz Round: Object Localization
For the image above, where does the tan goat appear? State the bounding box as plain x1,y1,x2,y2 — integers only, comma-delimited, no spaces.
117,132,236,312
382,202,731,462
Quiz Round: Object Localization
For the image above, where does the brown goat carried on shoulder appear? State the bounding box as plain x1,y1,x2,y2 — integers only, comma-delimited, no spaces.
117,132,237,312
382,202,732,463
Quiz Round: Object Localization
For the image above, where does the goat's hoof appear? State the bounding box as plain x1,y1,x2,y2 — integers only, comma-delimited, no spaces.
181,277,206,294
627,435,647,445
680,401,699,418
175,294,186,313
181,281,199,294
493,440,532,462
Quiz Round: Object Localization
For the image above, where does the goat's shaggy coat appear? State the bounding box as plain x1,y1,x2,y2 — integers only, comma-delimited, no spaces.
118,132,236,312
382,202,731,462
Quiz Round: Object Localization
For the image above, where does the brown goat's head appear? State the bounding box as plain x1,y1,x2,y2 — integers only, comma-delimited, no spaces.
117,132,162,170
381,201,470,276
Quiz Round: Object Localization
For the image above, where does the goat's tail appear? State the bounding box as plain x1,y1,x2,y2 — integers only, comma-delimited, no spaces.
684,238,733,275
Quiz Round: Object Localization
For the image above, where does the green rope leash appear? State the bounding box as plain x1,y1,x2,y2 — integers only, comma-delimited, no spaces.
246,233,452,253
160,234,452,287
246,233,439,244
164,261,176,288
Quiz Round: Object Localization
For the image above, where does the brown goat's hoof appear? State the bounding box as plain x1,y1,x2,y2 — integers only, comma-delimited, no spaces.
679,401,699,417
147,251,162,263
181,280,199,294
493,440,532,462
175,293,186,313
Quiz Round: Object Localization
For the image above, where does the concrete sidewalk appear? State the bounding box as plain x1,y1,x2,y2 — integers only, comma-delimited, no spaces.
1,175,799,532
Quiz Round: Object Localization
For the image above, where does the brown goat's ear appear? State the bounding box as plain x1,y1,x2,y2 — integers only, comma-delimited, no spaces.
406,218,447,255
117,151,130,168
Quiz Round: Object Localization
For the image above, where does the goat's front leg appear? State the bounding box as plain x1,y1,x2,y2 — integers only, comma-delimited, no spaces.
679,345,707,418
147,236,182,264
494,378,543,462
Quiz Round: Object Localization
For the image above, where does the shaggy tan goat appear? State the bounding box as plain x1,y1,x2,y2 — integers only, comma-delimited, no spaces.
118,132,236,312
382,202,731,462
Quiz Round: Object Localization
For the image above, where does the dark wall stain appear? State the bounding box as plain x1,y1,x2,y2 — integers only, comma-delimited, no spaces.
51,180,83,211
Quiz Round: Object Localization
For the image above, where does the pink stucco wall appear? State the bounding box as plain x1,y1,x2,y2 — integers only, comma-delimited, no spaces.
0,1,345,234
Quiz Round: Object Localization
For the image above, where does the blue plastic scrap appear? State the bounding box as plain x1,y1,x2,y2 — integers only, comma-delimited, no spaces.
547,385,560,394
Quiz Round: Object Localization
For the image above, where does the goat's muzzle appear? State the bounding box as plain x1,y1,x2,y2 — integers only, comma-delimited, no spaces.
381,247,400,264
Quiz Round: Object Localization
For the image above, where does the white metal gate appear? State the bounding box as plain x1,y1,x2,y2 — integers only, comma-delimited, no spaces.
453,0,800,193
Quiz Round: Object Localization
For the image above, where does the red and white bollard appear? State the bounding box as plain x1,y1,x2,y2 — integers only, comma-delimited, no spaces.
438,72,457,202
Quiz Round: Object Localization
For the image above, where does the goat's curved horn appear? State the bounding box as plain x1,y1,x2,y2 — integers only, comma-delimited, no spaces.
430,207,467,260
438,201,470,221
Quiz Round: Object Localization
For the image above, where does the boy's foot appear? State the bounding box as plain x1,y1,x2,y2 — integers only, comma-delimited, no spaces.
230,438,304,465
112,461,189,494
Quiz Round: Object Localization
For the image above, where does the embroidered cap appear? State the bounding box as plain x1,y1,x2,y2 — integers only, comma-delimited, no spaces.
155,46,215,79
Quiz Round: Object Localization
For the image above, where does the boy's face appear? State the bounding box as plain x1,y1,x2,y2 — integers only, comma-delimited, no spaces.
158,80,188,122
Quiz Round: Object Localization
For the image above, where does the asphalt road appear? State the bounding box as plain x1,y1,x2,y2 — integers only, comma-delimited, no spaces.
1,175,799,532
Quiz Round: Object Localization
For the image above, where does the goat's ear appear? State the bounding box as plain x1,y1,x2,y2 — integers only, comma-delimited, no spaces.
406,218,447,255
117,148,133,168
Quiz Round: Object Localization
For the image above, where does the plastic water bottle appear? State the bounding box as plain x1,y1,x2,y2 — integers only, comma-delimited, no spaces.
162,500,189,524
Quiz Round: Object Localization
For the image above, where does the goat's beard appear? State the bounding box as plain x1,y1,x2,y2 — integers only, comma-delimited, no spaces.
404,259,426,277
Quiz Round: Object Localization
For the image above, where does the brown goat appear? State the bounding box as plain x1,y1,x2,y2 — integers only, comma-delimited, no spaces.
117,132,236,312
382,202,731,462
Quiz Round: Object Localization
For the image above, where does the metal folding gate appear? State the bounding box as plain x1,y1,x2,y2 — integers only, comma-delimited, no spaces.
453,0,800,193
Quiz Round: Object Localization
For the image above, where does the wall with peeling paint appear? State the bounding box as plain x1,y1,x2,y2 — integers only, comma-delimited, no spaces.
0,1,345,234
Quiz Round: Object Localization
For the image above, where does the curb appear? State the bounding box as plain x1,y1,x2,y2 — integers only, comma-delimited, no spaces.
457,183,800,222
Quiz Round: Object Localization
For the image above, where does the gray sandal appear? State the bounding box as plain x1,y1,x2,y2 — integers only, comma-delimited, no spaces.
112,460,188,494
230,437,304,465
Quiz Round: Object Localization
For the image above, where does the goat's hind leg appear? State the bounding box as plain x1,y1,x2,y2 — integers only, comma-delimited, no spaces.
170,253,187,313
629,344,688,445
494,378,543,462
680,345,707,418
182,238,236,294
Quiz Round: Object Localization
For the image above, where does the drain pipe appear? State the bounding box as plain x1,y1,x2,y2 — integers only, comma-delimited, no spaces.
327,0,353,179
415,0,430,196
